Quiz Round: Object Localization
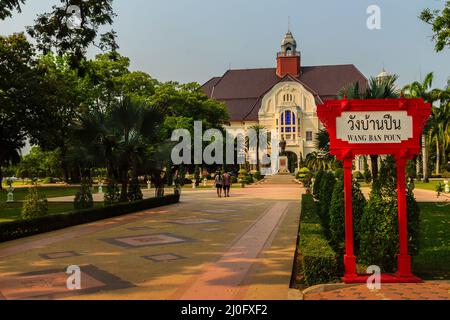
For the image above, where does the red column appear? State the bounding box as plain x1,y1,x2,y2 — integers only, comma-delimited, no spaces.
396,157,413,277
343,158,357,280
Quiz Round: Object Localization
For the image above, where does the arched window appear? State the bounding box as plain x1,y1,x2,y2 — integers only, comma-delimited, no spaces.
283,94,294,103
286,47,292,56
280,110,298,141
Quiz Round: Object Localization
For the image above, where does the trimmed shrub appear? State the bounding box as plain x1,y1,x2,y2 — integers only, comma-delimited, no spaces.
317,171,336,239
0,194,180,243
74,178,94,210
407,186,421,256
127,178,143,202
313,170,324,199
334,168,344,180
329,178,366,258
104,179,120,206
358,191,398,272
298,194,339,286
358,156,420,272
21,187,49,220
253,171,263,181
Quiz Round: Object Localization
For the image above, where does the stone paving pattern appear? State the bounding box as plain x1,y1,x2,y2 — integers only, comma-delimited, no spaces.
0,179,448,300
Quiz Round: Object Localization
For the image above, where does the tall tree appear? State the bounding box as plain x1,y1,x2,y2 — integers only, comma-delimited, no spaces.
0,33,45,186
27,0,118,68
403,72,441,180
73,96,164,202
420,1,450,52
0,0,25,20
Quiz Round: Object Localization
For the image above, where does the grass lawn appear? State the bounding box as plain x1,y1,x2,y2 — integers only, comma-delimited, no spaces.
414,180,444,192
413,202,450,280
0,186,83,223
0,202,103,223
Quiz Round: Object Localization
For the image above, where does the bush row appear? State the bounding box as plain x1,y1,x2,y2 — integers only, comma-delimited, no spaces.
0,194,180,243
312,156,421,274
298,194,339,286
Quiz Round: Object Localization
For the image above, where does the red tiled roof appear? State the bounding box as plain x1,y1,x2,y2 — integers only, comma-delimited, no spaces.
202,64,367,121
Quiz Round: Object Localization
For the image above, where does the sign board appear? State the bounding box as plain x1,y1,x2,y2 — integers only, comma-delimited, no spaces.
316,98,431,284
336,111,413,144
317,98,430,160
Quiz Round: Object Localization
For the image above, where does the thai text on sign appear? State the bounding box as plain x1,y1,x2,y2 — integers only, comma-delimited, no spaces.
336,111,413,144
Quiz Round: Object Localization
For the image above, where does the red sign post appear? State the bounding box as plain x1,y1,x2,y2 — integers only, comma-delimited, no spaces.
317,98,431,283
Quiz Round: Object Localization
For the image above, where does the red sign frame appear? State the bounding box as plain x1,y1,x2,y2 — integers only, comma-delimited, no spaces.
317,98,431,160
317,98,431,284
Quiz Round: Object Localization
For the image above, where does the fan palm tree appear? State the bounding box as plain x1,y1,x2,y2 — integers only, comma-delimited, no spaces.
403,72,441,180
248,124,267,171
73,96,164,201
305,152,332,172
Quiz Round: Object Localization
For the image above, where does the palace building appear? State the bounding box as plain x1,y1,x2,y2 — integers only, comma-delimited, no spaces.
201,30,368,171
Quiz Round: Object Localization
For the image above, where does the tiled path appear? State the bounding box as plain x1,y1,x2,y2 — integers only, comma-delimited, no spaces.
304,282,450,300
0,184,303,300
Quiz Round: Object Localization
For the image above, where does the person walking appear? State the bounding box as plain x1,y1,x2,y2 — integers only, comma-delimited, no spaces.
222,172,231,198
215,171,223,198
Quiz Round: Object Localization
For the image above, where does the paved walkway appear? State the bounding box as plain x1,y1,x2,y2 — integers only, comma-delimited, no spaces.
0,184,303,300
304,282,449,300
361,187,448,203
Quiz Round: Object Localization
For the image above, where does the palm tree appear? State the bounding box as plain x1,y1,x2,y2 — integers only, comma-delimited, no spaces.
73,96,164,201
248,124,267,171
305,152,332,172
403,72,441,180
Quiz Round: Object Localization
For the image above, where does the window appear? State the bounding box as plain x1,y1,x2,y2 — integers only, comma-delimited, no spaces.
306,131,313,142
283,94,294,103
280,110,298,141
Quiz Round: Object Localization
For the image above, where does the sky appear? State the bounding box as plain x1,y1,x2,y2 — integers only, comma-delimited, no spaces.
1,0,450,89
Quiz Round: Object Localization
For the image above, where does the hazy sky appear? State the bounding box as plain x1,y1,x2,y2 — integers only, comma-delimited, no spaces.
1,0,450,89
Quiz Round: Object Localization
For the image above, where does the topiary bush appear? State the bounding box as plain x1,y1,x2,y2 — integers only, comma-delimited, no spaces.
104,179,120,206
317,171,336,239
253,171,263,181
329,177,366,261
21,186,49,220
128,177,143,202
298,194,339,286
74,177,94,210
313,170,324,199
358,156,420,272
358,190,399,272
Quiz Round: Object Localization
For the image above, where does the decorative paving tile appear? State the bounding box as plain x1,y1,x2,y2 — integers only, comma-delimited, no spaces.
0,265,134,300
39,251,80,260
101,233,194,249
142,253,186,263
168,218,222,225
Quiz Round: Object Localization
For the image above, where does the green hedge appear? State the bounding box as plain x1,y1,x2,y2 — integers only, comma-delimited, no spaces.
0,194,180,243
298,194,339,286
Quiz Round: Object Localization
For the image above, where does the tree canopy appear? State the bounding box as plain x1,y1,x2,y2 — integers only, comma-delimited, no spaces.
420,1,450,52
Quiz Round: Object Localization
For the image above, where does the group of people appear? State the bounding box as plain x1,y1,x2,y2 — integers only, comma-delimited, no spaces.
214,171,232,198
